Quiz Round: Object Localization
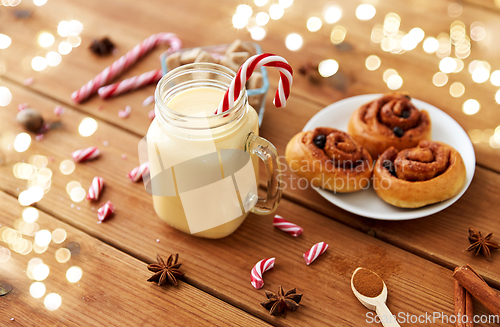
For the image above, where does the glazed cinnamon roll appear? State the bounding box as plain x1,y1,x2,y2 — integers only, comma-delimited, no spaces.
373,140,466,208
348,93,432,158
285,128,373,192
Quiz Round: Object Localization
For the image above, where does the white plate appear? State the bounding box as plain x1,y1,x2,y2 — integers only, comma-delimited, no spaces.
303,94,476,220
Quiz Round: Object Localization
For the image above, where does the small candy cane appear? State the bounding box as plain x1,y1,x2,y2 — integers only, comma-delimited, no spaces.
118,105,132,118
250,257,275,289
98,69,163,99
71,33,182,103
273,215,303,237
128,162,150,182
86,176,104,201
54,105,65,116
97,201,114,222
215,53,293,115
142,95,155,106
72,146,100,162
303,242,328,265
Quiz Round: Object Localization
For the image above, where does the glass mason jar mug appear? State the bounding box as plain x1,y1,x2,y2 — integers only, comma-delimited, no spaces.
145,63,282,239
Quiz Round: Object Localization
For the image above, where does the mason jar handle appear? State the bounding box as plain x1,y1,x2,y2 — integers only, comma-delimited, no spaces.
245,132,282,215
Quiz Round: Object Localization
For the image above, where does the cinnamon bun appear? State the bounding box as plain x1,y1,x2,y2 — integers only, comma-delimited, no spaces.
373,140,466,208
285,128,373,193
348,93,432,158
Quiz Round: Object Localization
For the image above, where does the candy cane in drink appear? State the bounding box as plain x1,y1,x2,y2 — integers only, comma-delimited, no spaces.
71,33,182,103
215,53,293,115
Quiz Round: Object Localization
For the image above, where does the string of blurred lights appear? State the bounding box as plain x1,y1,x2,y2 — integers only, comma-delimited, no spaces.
228,0,500,148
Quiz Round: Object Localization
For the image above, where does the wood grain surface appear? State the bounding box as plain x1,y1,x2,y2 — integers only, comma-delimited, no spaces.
1,0,500,325
0,191,270,326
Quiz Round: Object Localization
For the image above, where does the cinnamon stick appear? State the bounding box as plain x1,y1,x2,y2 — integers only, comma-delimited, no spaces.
453,265,500,317
465,291,474,327
454,280,467,327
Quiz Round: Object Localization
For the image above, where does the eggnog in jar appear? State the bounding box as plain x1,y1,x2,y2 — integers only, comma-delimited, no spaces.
146,63,281,239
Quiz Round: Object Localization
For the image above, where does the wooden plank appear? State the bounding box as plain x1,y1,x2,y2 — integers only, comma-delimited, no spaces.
0,0,500,171
0,191,270,327
0,81,496,326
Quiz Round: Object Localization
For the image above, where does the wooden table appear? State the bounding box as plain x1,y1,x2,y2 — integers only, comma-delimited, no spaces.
1,0,500,325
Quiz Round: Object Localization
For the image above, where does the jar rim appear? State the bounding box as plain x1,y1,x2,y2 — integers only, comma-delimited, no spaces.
154,62,246,123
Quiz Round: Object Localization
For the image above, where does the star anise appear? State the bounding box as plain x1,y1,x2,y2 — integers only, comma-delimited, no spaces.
260,286,302,317
466,228,500,261
89,37,115,56
147,254,184,286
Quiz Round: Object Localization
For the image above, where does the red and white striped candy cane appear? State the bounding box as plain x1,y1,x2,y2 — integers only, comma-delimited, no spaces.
273,215,303,237
98,69,163,99
128,162,150,182
72,146,100,162
97,201,114,222
215,53,293,115
86,176,104,201
250,257,275,289
71,33,182,103
303,242,328,265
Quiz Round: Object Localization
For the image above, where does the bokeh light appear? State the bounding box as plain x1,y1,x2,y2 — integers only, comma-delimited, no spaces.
46,51,62,67
58,42,72,55
356,4,376,21
330,25,346,44
472,67,490,83
66,181,81,194
60,160,76,175
52,229,67,244
439,57,456,73
383,13,401,37
23,207,39,223
33,0,47,6
38,32,55,48
30,282,46,298
324,5,342,24
495,90,500,104
14,133,32,152
256,12,269,26
387,74,403,90
70,187,86,202
449,82,465,98
269,4,284,20
432,72,448,87
66,266,83,283
0,34,12,49
490,70,500,86
44,293,62,311
307,17,322,32
279,0,293,8
31,56,48,72
232,13,248,29
250,27,266,41
35,229,52,247
33,263,50,281
462,99,480,115
67,35,82,48
254,0,268,6
78,117,98,137
285,33,303,51
318,59,339,77
470,22,486,41
0,86,12,106
423,37,439,53
383,69,398,83
55,248,71,263
236,4,252,18
0,246,11,263
365,55,381,71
